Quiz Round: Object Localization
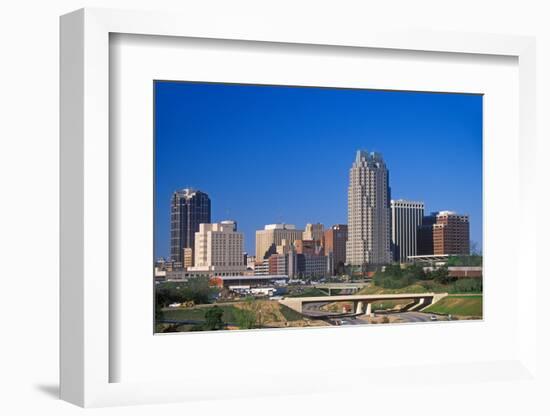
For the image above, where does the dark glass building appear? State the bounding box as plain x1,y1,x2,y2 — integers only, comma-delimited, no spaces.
170,188,211,263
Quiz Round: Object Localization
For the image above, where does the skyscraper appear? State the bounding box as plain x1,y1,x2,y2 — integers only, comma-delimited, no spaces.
170,188,211,263
390,200,424,263
345,150,391,268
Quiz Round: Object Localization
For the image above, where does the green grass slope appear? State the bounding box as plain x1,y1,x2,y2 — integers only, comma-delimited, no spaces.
423,295,482,317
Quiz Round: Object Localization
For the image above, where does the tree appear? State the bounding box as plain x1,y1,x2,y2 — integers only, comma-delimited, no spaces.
155,302,165,322
470,240,481,256
203,306,224,330
373,263,425,289
403,263,426,280
155,277,220,307
430,266,456,284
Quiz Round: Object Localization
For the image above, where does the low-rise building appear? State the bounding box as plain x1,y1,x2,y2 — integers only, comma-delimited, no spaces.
211,274,289,288
300,254,328,278
254,259,270,276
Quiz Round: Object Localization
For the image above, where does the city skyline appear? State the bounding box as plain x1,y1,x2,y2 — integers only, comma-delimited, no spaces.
155,81,482,258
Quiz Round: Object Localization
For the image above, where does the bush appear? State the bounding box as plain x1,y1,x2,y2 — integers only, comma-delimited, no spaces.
447,255,483,266
420,280,436,291
429,266,456,285
450,278,482,293
373,263,428,289
234,308,257,329
203,306,224,330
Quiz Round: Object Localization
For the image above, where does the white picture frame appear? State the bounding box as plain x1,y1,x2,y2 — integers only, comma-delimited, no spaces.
60,7,539,408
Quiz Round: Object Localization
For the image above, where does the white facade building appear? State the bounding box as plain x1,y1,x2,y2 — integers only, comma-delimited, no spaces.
188,220,246,276
390,199,425,263
346,150,392,268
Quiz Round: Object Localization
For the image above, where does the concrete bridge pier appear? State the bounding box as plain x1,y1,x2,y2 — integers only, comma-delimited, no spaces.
411,297,425,311
354,301,373,316
365,302,372,317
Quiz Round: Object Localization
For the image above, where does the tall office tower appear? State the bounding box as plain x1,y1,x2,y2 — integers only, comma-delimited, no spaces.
390,200,425,263
255,224,303,260
345,150,392,268
324,224,348,273
188,220,246,276
170,188,211,263
303,223,324,242
417,211,470,255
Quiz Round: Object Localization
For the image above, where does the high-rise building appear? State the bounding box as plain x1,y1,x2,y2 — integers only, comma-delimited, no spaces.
433,211,470,255
255,224,303,260
188,220,246,276
170,188,211,263
303,223,324,242
417,215,437,255
345,150,392,268
417,211,470,256
324,224,348,274
390,200,424,262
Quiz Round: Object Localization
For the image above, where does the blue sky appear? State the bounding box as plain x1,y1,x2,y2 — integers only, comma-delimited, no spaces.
154,81,483,258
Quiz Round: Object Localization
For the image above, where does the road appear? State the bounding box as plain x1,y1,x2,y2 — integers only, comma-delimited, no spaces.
301,300,441,325
298,286,445,325
302,302,342,317
387,311,438,322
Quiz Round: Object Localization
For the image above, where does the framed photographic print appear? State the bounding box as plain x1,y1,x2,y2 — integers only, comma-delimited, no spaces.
60,7,539,408
153,81,482,334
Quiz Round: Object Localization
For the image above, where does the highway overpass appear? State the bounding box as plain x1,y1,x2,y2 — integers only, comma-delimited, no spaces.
312,282,370,295
279,293,448,316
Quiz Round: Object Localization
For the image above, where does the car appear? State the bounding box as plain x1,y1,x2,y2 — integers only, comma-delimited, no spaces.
430,315,438,321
